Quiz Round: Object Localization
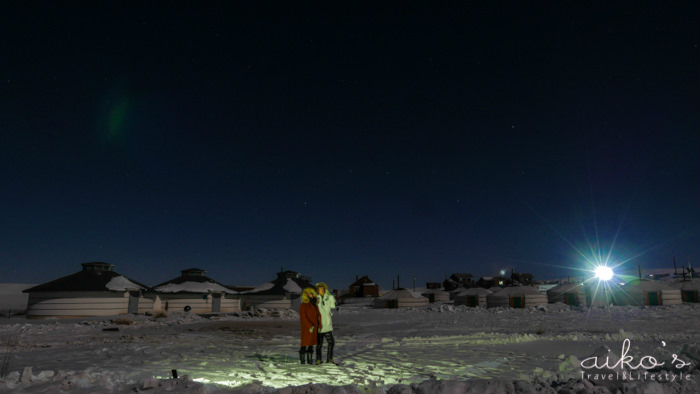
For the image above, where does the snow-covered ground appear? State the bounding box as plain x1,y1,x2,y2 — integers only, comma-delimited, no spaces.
1,301,700,393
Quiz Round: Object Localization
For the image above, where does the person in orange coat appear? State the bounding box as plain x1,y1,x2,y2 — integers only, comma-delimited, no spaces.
299,287,322,364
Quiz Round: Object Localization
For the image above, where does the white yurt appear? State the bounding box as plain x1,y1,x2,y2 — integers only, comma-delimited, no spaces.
668,279,700,303
450,288,468,302
448,288,464,301
421,289,450,303
547,283,587,306
372,288,429,308
486,286,547,308
581,281,616,307
454,287,492,307
153,268,240,314
23,262,152,318
241,270,314,310
611,279,682,306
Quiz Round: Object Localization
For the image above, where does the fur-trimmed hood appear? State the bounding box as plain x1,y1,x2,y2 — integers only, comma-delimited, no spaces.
301,287,317,303
315,282,329,293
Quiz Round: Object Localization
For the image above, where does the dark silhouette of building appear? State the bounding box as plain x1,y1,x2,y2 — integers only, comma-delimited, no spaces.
443,273,474,291
348,275,379,297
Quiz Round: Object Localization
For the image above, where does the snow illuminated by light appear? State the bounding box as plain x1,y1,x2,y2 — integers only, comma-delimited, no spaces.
1,289,700,394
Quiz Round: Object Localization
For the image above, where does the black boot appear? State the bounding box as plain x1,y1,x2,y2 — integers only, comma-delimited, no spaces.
315,332,324,364
299,347,306,364
306,349,313,365
327,344,334,364
316,345,323,364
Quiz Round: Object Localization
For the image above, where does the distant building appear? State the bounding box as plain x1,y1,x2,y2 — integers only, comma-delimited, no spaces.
611,279,682,306
348,275,379,297
426,282,442,290
486,286,547,308
476,276,511,288
23,262,152,318
547,283,586,306
442,273,474,291
372,288,428,308
421,289,450,303
152,268,240,314
242,270,313,309
453,287,492,307
513,273,534,286
668,278,700,303
442,277,460,291
451,273,474,286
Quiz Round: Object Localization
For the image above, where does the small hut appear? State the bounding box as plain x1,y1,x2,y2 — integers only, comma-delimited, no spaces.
612,279,682,306
486,286,547,308
153,268,239,314
372,288,429,308
23,262,152,318
348,275,379,297
454,287,492,307
241,270,313,309
547,283,587,306
421,289,451,303
668,278,700,303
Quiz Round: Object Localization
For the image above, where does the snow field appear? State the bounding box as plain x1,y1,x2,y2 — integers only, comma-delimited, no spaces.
0,303,699,393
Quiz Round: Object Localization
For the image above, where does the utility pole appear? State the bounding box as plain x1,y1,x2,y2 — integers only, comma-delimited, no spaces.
674,256,678,277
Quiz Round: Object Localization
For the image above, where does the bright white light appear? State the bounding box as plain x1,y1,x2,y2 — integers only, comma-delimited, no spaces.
594,265,614,281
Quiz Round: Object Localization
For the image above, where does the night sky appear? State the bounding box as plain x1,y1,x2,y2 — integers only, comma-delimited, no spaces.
2,2,698,290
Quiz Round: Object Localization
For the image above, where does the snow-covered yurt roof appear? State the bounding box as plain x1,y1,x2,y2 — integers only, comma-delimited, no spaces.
621,278,675,290
488,285,541,297
421,289,449,295
547,283,584,294
461,287,493,296
153,268,236,294
243,270,313,295
668,278,700,290
378,288,426,299
372,288,429,308
23,262,149,293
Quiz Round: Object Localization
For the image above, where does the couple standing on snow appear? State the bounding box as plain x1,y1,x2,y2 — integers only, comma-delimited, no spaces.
299,282,336,365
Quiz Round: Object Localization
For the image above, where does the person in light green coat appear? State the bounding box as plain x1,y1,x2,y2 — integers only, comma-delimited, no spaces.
314,282,336,364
